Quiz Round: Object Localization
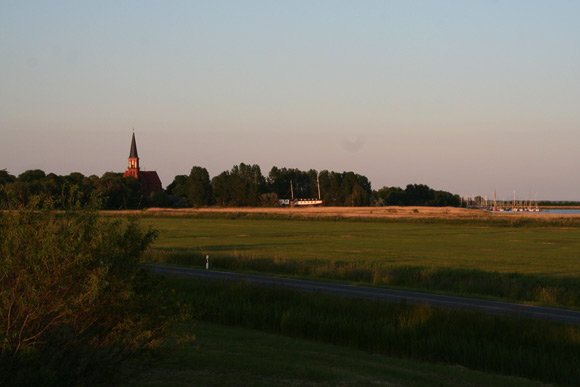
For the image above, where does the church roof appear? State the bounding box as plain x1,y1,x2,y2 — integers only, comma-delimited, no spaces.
140,171,162,187
129,133,139,158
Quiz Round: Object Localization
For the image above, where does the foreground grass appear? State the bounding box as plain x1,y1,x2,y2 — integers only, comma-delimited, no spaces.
121,322,548,387
140,216,580,308
144,277,580,386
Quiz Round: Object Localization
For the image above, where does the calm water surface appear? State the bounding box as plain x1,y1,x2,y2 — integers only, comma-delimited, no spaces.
542,209,580,215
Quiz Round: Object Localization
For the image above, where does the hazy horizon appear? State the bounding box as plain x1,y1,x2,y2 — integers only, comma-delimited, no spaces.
2,1,579,201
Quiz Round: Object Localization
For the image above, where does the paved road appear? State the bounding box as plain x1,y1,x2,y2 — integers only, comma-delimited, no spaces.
149,264,580,324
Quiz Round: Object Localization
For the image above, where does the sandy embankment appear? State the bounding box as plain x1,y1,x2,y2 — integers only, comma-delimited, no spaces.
137,206,580,220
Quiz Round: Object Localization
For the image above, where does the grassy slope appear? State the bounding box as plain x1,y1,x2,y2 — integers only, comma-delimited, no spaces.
122,322,548,387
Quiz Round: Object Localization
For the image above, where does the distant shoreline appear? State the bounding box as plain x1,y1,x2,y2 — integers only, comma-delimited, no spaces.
540,206,580,210
103,206,580,220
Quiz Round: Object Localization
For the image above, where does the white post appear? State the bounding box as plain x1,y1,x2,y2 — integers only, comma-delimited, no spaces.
206,255,209,270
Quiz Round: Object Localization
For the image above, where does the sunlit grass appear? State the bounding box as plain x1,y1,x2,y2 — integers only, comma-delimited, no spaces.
139,216,580,307
141,217,580,277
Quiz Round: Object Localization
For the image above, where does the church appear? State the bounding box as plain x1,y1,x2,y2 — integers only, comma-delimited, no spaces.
123,133,163,197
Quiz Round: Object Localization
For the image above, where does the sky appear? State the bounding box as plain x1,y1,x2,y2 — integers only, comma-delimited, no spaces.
1,1,579,200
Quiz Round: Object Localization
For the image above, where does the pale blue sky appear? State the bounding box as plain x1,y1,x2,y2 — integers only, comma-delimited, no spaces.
1,1,579,200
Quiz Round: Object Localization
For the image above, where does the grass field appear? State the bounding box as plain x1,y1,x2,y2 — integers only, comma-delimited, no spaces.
141,216,580,276
140,213,580,307
127,210,580,385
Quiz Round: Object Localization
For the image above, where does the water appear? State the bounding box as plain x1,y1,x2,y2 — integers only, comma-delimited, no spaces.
482,208,580,215
541,209,580,215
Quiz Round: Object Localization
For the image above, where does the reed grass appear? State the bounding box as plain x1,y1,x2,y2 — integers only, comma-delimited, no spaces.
144,249,580,308
167,277,580,386
122,321,547,387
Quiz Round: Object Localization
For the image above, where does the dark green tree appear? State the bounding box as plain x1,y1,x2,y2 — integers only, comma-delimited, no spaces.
17,169,46,182
267,167,312,200
211,171,233,206
375,186,407,206
95,172,142,209
341,172,371,206
149,190,173,207
213,164,265,206
0,170,16,186
405,184,433,206
166,175,188,197
186,166,212,207
318,170,341,206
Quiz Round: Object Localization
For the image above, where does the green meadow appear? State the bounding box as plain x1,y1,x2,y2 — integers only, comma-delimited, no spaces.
143,217,579,275
141,216,580,307
130,214,580,386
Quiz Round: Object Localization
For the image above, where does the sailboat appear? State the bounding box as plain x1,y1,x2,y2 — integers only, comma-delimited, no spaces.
280,174,323,207
292,173,323,206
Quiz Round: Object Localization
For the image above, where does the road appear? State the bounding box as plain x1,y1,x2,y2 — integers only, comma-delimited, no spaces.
149,264,580,324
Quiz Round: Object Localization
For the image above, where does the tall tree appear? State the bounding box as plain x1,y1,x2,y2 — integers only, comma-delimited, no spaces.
186,166,212,207
95,172,142,209
405,184,433,206
166,175,188,198
267,167,311,199
211,171,232,206
211,164,266,206
0,169,16,186
17,169,46,182
375,186,407,206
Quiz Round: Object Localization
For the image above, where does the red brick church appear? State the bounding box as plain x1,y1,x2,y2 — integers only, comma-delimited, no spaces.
123,133,163,197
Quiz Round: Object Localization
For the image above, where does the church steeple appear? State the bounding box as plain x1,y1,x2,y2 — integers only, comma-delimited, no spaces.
125,132,140,179
122,131,163,197
129,132,139,159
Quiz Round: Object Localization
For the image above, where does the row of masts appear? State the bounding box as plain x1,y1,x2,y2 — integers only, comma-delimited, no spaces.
281,173,323,206
290,174,322,202
462,191,540,212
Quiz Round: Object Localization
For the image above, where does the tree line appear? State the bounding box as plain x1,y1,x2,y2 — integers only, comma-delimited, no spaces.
1,169,145,209
1,165,461,209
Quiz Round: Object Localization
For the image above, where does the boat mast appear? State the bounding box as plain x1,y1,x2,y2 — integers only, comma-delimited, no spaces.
317,172,321,200
290,180,294,201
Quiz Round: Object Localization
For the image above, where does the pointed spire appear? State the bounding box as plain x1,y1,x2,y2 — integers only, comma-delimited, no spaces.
129,132,139,159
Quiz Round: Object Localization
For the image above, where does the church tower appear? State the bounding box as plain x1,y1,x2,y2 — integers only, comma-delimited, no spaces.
124,132,140,179
122,132,163,196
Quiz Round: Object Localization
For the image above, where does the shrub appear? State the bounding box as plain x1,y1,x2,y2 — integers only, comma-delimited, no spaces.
0,190,191,386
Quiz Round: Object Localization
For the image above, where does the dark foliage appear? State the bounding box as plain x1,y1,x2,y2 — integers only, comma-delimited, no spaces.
375,184,460,207
2,165,462,209
0,191,192,386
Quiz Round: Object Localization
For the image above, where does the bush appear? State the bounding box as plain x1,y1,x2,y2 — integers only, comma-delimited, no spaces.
0,190,191,386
